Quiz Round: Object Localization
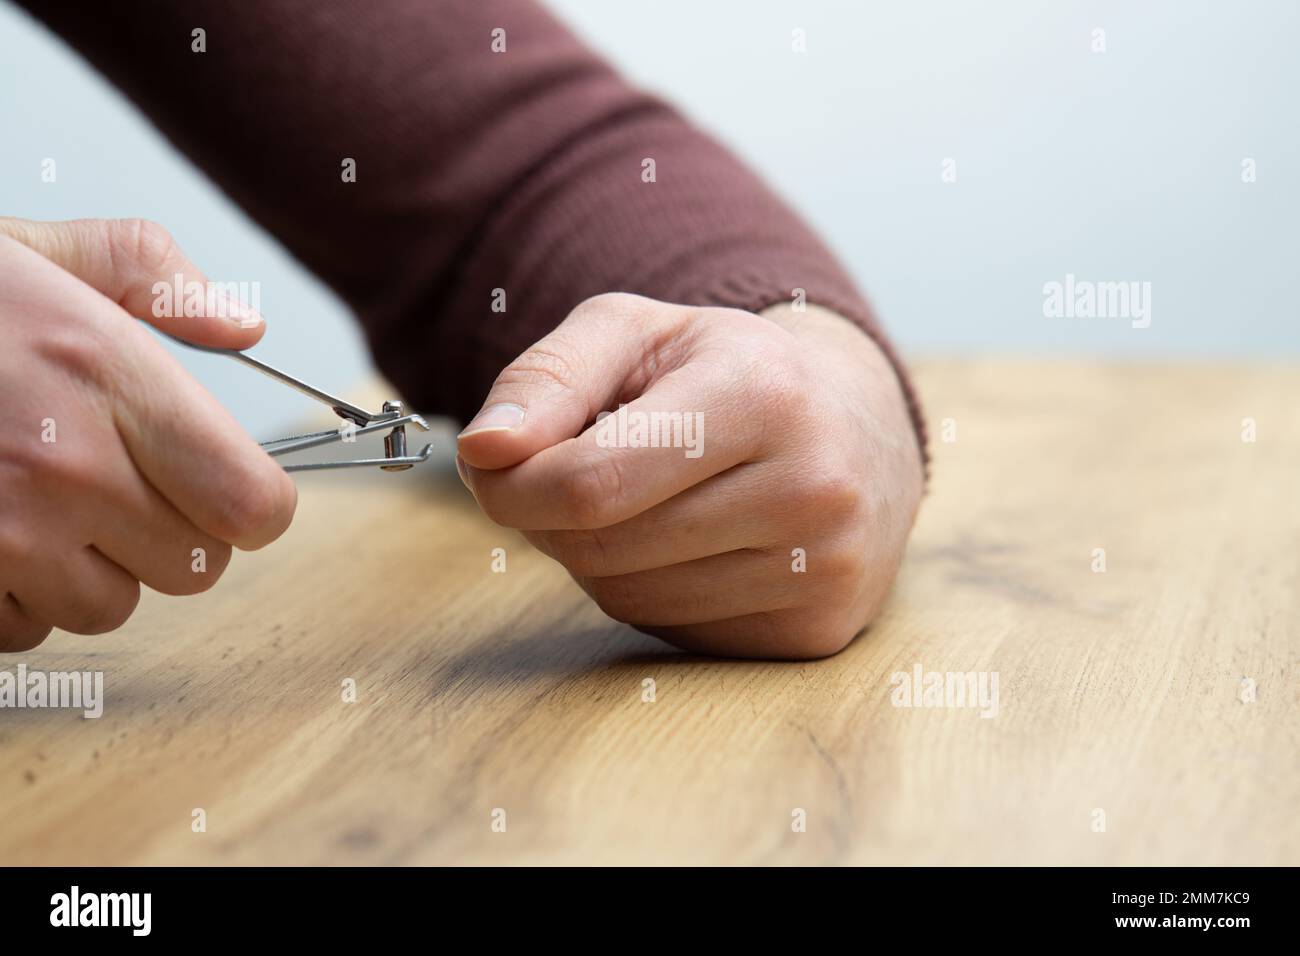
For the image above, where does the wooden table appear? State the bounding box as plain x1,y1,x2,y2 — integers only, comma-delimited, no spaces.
2,362,1297,865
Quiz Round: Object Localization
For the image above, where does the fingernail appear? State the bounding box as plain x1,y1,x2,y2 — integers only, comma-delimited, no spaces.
207,287,265,329
459,403,525,437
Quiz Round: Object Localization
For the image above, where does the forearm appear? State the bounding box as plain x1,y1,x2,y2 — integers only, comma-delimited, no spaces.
16,0,925,467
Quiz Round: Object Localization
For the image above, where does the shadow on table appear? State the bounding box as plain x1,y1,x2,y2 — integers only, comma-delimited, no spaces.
429,621,723,691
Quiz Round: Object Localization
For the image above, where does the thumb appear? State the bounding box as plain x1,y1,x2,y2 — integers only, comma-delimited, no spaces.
458,294,693,471
0,217,264,349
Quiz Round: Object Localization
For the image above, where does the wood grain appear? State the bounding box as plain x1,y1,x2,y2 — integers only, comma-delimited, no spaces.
1,361,1296,865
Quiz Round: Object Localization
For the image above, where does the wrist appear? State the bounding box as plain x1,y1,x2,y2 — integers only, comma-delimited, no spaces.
760,301,925,482
760,301,890,374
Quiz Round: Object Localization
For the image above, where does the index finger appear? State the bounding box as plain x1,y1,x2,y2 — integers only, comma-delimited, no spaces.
461,363,766,530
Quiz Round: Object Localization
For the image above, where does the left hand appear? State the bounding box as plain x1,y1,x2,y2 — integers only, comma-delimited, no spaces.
456,293,923,659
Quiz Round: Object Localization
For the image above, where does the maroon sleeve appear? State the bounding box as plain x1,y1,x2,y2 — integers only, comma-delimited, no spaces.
13,0,925,460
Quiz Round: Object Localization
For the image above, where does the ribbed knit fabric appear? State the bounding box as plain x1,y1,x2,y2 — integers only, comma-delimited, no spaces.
16,0,926,466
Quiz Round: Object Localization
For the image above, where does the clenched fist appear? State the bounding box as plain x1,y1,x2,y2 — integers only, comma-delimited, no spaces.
0,218,296,651
456,293,924,659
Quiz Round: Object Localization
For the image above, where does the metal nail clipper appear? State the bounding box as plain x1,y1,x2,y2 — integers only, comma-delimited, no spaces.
165,334,433,473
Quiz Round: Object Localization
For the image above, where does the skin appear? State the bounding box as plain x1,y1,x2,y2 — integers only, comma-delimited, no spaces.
0,218,297,651
0,218,922,660
457,293,924,659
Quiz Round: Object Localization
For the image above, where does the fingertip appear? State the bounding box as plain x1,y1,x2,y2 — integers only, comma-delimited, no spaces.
231,307,267,344
223,319,266,352
457,402,532,469
456,428,533,470
135,289,266,351
221,462,298,552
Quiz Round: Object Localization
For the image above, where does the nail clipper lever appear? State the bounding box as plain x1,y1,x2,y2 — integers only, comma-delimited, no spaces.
162,333,433,473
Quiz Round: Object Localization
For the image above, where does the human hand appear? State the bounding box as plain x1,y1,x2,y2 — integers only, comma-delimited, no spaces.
456,293,923,659
0,218,297,650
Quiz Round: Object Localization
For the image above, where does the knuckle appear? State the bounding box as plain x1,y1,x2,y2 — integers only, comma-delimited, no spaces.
164,541,232,596
0,445,42,493
547,527,617,577
779,609,857,659
582,574,646,624
109,218,177,274
0,593,54,651
761,364,817,421
781,380,820,425
823,472,866,517
211,462,296,547
727,336,814,423
815,546,869,589
797,470,865,521
556,469,600,529
495,341,582,394
34,322,113,386
100,581,142,633
570,291,644,324
736,326,789,372
0,521,38,568
559,455,626,529
44,446,102,495
68,579,141,636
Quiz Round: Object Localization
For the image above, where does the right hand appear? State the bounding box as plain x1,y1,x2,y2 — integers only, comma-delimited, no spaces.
0,218,297,651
